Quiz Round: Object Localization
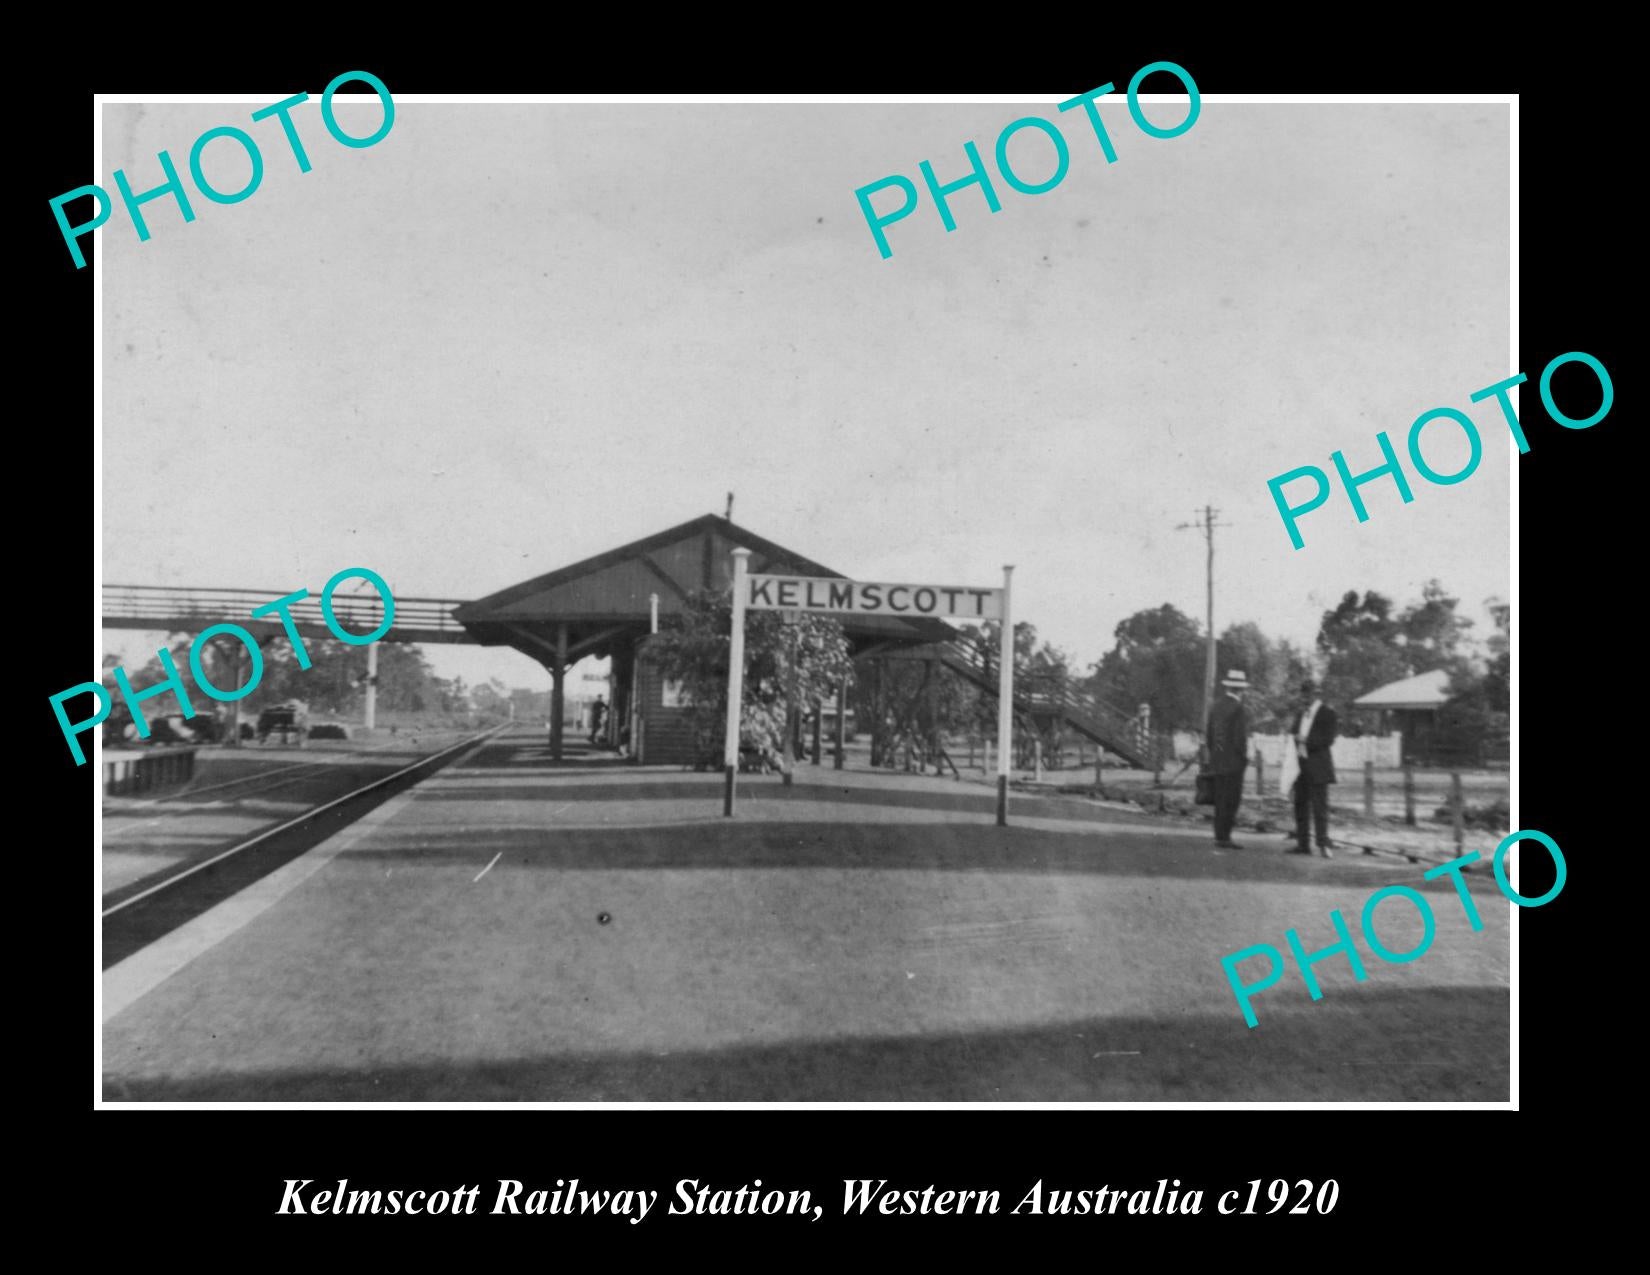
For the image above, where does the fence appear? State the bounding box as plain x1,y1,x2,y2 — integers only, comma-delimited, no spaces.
945,731,1168,778
1250,733,1403,771
1249,754,1508,847
103,747,197,796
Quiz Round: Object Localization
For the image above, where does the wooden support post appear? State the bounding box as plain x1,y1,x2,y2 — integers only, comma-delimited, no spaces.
1033,738,1043,783
364,638,378,733
628,648,644,763
1254,748,1264,796
782,621,798,787
921,658,936,775
834,679,846,770
870,660,882,769
1451,770,1464,853
811,699,822,765
996,565,1014,827
549,625,567,762
1403,759,1416,826
724,548,751,815
1364,758,1375,816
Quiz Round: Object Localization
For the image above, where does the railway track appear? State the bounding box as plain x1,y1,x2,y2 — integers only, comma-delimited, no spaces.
100,724,506,969
102,734,427,842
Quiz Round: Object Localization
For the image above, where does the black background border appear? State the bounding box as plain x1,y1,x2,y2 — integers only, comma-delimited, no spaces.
31,24,1620,1252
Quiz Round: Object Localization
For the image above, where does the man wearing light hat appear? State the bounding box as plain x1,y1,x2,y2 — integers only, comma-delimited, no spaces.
1205,669,1251,849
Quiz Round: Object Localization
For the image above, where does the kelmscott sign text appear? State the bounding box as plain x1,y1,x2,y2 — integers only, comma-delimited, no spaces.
745,575,1003,620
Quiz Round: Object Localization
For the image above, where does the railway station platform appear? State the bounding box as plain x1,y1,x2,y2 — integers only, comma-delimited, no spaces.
101,724,1511,1103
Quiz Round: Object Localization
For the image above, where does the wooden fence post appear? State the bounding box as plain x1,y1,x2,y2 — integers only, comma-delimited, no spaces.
1254,748,1265,796
1364,759,1375,816
1403,759,1416,826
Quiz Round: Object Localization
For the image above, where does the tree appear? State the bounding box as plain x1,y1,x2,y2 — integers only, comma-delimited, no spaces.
870,621,1082,769
471,678,510,717
1018,623,1073,696
242,637,446,717
1317,581,1479,709
509,687,550,721
106,631,459,730
372,643,443,713
1316,590,1410,707
435,674,471,715
1397,579,1475,676
102,632,198,739
1217,621,1312,731
651,590,855,769
852,624,1037,770
958,621,1072,700
1439,640,1509,761
1089,604,1207,732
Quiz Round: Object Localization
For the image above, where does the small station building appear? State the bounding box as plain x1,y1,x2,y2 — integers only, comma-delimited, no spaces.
453,515,953,765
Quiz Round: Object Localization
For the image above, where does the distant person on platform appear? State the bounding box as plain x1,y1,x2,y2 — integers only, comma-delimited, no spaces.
589,696,608,746
1206,670,1251,850
1290,679,1338,858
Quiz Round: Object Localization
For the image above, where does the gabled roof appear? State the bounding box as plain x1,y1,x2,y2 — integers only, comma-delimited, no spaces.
454,514,953,662
1353,667,1453,710
455,515,836,622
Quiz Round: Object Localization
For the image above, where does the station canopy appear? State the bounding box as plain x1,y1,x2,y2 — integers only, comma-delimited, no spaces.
453,515,957,668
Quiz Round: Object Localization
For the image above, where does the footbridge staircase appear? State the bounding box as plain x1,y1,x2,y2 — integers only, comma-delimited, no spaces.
895,639,1167,771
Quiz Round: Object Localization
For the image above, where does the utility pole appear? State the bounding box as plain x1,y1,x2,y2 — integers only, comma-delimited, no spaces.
1176,506,1230,727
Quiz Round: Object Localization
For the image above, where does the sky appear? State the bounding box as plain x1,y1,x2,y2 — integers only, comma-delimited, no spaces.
101,97,1510,689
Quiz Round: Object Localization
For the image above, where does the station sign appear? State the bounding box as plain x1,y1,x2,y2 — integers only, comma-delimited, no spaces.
724,552,1015,827
745,574,1003,621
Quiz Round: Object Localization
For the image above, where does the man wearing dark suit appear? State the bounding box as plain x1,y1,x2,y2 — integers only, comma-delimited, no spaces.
1205,670,1251,849
1289,679,1338,858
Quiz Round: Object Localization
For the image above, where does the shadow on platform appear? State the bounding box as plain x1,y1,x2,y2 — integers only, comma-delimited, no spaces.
417,771,1175,827
465,740,632,769
338,815,1507,893
102,984,1509,1102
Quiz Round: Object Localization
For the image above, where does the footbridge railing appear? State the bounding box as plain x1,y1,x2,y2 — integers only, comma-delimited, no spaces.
101,585,476,645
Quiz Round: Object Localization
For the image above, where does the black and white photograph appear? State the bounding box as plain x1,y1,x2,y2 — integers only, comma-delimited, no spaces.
84,87,1519,1107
